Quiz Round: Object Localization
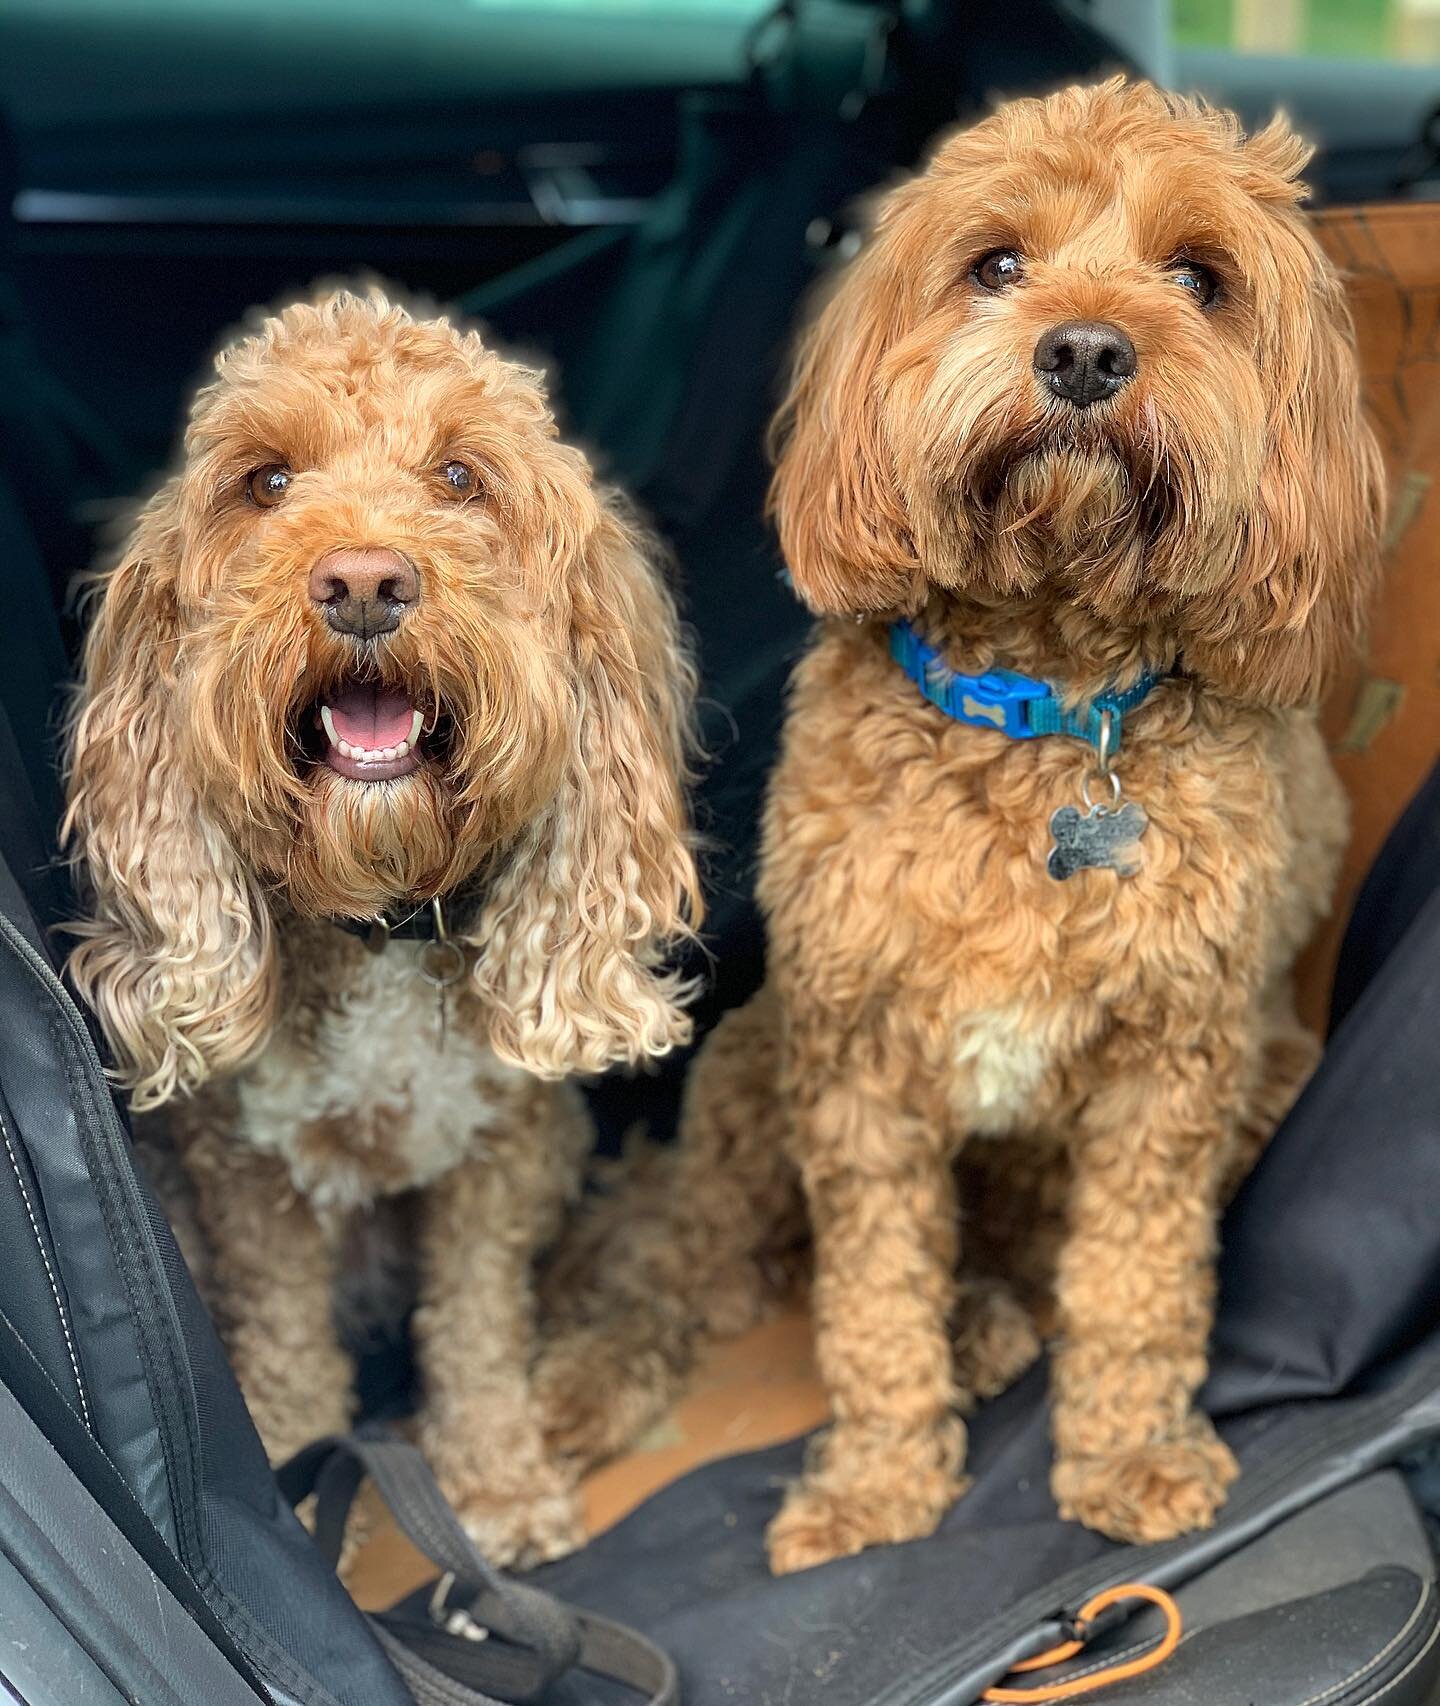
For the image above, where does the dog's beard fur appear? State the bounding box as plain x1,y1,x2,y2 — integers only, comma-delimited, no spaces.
897,336,1265,630
177,557,571,920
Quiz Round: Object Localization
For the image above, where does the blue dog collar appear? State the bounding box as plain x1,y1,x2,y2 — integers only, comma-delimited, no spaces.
889,619,1161,753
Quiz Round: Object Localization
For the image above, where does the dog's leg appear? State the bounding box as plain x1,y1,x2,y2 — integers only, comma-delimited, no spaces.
416,1137,585,1570
766,1058,963,1576
182,1124,352,1465
1223,985,1319,1201
536,989,802,1473
1049,1016,1246,1545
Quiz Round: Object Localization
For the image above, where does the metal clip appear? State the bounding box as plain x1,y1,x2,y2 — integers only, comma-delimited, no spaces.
364,915,391,955
1081,709,1124,811
428,1572,490,1644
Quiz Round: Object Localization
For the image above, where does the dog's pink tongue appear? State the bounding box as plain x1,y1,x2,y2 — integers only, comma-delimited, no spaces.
325,682,416,750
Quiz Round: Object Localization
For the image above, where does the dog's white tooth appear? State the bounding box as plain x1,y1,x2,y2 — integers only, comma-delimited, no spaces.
337,739,353,758
320,706,339,746
394,738,410,759
382,746,398,762
408,710,424,746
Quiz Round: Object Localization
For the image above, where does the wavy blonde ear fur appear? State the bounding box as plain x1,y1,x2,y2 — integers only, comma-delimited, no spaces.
63,488,277,1110
472,496,701,1076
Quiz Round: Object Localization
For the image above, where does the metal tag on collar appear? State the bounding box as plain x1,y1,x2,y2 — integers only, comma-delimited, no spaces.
1047,709,1149,880
418,897,466,989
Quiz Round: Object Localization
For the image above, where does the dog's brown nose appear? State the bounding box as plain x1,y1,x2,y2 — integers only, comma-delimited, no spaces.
308,548,419,640
1033,321,1137,408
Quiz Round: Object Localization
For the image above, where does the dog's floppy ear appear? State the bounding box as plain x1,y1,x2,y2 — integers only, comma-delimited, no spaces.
473,493,701,1077
768,232,922,615
1185,239,1384,707
63,488,277,1110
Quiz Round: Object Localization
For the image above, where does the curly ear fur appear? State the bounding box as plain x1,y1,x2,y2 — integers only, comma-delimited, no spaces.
768,227,923,616
1184,219,1384,706
62,489,277,1110
472,494,701,1077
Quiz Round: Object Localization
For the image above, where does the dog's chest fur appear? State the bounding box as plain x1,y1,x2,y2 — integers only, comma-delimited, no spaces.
761,624,1346,1143
950,1006,1060,1135
235,938,527,1213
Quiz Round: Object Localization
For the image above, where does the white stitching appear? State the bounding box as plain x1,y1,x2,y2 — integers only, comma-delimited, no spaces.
0,1107,92,1429
1361,1610,1440,1706
1293,1579,1432,1706
1036,1628,1196,1690
1055,1580,1434,1704
1051,1635,1160,1684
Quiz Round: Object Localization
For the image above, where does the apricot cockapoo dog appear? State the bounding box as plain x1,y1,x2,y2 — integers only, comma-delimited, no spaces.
64,289,699,1565
536,80,1381,1571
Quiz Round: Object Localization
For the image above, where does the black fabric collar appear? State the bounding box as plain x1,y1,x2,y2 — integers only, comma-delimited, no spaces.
330,897,449,954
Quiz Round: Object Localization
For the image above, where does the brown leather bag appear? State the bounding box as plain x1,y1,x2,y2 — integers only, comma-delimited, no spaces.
1298,205,1440,1025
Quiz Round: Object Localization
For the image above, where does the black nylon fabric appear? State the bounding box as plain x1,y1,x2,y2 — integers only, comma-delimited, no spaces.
0,852,417,1705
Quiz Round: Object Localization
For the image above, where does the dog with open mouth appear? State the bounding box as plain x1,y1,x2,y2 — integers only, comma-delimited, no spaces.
62,286,700,1565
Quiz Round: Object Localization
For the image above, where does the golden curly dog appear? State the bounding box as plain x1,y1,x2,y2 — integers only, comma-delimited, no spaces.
63,288,699,1566
535,80,1382,1572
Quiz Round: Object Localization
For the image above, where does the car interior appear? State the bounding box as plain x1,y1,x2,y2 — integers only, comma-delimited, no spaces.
0,3,1438,1703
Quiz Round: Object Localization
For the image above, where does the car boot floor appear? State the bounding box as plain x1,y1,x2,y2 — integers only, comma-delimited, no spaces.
346,1306,825,1609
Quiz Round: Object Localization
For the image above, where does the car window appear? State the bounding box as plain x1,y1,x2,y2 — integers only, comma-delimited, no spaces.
1173,0,1440,61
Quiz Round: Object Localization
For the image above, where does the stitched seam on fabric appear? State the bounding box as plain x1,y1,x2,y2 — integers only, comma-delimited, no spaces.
1051,1633,1163,1685
45,1015,313,1698
53,1014,194,1545
1295,1580,1432,1706
0,921,341,1703
1034,1627,1199,1695
884,1358,1440,1706
0,1105,91,1430
1359,1613,1440,1706
49,1024,333,1704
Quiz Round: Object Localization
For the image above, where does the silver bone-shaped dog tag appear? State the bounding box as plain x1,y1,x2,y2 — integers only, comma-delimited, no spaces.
1047,801,1148,880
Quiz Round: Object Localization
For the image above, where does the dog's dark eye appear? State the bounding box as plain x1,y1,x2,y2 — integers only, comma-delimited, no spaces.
441,459,479,498
1169,261,1218,307
246,464,291,508
972,250,1025,292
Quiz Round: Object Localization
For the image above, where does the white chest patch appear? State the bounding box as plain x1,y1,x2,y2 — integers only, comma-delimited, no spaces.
236,946,525,1214
951,1006,1054,1137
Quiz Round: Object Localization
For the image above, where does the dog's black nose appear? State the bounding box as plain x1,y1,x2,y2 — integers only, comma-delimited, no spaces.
1033,321,1137,407
308,548,420,640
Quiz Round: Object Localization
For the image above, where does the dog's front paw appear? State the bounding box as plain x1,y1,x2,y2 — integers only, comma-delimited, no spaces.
1052,1418,1238,1543
452,1475,586,1571
766,1419,968,1575
428,1420,586,1568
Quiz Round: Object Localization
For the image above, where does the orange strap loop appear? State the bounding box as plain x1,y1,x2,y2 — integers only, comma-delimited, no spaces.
980,1583,1183,1703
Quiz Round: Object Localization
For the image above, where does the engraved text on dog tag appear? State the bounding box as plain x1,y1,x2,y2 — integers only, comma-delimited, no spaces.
1047,801,1148,880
